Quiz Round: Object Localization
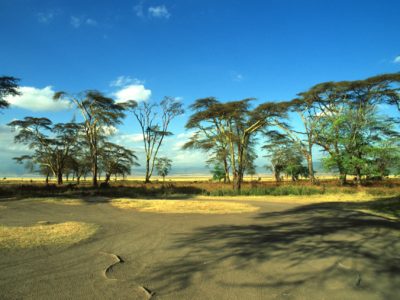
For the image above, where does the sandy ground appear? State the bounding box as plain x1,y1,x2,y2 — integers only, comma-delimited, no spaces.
0,197,399,300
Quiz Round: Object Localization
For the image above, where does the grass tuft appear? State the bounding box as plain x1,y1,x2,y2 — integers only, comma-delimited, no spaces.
0,221,98,249
110,199,259,214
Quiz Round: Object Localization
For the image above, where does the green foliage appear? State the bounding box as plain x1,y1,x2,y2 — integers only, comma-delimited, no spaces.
0,76,20,109
99,142,139,183
264,135,308,182
211,164,225,182
155,157,172,181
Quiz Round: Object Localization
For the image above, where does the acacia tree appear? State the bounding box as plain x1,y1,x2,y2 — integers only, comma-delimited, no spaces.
186,98,286,191
183,98,231,183
270,95,326,184
54,91,126,186
129,97,183,183
64,137,92,184
0,76,20,109
8,117,79,184
99,142,139,184
304,73,400,185
155,157,172,184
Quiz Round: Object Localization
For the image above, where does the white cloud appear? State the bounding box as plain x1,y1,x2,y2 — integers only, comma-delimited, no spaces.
86,18,97,26
112,133,144,149
110,76,143,87
5,86,71,112
394,56,400,64
134,3,144,17
101,125,118,136
114,84,152,103
37,12,55,23
70,16,82,28
121,133,143,143
148,5,171,19
70,16,98,28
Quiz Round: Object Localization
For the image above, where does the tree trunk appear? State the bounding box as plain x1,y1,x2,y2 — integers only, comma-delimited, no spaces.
232,168,243,192
273,165,281,182
355,167,362,186
92,155,98,187
77,176,81,184
233,175,241,192
57,170,63,185
105,173,111,184
145,158,151,183
45,173,49,185
307,152,315,184
223,158,230,183
339,173,347,186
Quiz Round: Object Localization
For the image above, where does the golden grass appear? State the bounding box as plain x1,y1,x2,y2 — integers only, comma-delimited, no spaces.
110,199,259,214
355,209,398,221
0,221,98,249
40,199,84,206
195,192,391,204
0,205,7,210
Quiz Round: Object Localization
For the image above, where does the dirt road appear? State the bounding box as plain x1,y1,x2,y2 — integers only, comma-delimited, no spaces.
0,198,399,299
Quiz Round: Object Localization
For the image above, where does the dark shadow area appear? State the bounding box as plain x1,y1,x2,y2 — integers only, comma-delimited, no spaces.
151,197,400,298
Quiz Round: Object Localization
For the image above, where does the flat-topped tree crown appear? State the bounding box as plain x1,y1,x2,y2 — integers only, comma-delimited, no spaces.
0,76,20,109
53,90,127,187
185,97,287,191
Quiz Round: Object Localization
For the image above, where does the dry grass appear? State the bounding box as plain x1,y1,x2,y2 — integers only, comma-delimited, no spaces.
39,199,84,206
195,192,389,204
110,199,259,214
0,221,98,249
355,209,398,221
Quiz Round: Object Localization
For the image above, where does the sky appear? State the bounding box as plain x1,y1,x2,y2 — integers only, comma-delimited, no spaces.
0,0,399,177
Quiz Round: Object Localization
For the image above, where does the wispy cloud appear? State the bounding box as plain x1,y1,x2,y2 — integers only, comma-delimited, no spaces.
148,5,171,19
134,2,145,18
110,76,143,87
5,86,71,112
70,16,82,28
85,18,98,26
393,56,400,64
231,71,244,82
70,16,98,28
134,2,171,19
37,11,55,24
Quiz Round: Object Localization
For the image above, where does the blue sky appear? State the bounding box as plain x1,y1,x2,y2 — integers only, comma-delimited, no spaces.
1,0,399,176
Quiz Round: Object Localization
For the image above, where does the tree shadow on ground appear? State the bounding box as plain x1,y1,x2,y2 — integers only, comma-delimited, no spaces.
151,197,400,298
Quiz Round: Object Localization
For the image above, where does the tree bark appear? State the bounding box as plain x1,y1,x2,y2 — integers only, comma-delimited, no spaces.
306,148,316,184
57,170,63,185
92,155,98,187
145,158,151,183
223,158,230,183
105,173,111,184
233,173,241,192
355,167,362,186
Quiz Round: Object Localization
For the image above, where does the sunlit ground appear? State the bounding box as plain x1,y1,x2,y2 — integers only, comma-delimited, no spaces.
0,221,98,249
